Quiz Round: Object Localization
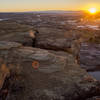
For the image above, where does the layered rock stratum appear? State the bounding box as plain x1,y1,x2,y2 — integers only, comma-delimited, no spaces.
0,41,99,100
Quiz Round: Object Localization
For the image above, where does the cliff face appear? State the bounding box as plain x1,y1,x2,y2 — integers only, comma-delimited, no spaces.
0,41,100,100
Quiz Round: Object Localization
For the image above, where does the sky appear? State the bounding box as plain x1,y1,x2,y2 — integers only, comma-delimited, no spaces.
0,0,100,12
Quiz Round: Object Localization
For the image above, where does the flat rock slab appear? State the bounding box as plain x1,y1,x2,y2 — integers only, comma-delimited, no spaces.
0,41,99,100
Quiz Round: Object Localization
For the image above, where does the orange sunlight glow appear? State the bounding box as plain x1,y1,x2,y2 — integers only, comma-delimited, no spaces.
88,8,97,14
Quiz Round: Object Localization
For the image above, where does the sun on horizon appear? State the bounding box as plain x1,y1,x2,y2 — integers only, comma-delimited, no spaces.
88,8,97,14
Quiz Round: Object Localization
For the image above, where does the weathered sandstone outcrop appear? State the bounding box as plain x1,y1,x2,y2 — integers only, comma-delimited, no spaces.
0,41,99,100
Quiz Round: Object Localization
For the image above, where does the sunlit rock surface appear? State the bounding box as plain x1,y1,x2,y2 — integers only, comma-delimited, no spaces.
0,41,100,100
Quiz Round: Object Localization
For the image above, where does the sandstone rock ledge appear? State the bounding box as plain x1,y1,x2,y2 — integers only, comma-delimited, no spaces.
0,41,100,100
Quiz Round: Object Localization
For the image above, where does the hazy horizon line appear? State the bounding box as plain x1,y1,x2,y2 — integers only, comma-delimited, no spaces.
0,10,84,13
